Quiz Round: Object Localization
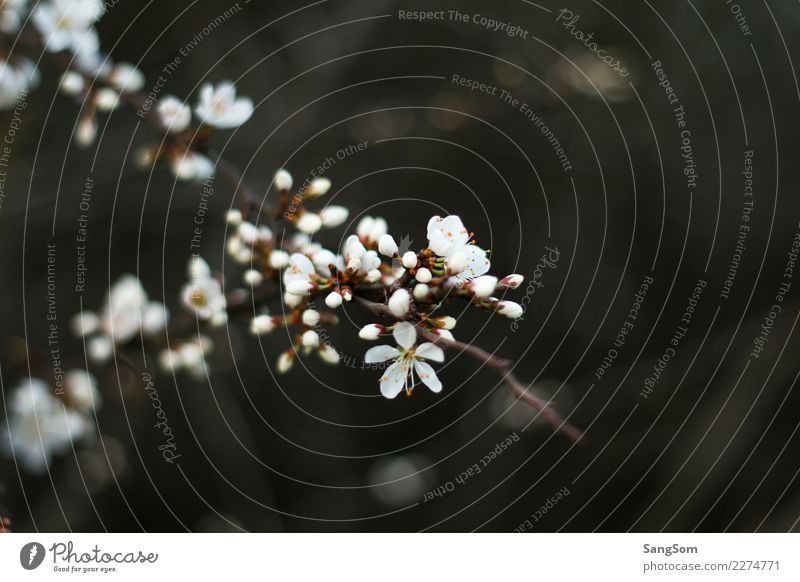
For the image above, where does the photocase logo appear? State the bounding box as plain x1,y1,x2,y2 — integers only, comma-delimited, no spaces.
20,542,46,570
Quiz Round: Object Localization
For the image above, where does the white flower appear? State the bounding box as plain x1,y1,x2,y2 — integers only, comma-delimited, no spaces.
33,0,103,54
311,249,339,277
157,96,191,133
108,63,145,92
427,215,490,285
301,330,320,349
0,57,38,110
64,369,101,414
388,288,411,318
172,151,215,181
94,87,119,111
378,234,398,257
74,116,97,148
364,322,444,398
181,274,226,321
296,212,322,234
87,335,113,363
342,235,380,275
496,301,523,319
468,275,498,299
319,205,349,228
195,81,253,129
306,177,331,198
274,169,293,191
188,255,212,280
159,348,183,373
1,378,90,474
101,275,166,343
432,316,456,330
359,323,385,340
283,253,316,296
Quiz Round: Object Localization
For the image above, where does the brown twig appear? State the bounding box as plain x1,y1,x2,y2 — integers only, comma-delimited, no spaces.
354,296,583,442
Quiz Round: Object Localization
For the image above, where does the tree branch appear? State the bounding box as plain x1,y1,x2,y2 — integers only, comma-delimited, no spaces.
354,296,583,442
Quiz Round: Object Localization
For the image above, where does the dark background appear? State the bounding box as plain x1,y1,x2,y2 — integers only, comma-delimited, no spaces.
1,0,800,532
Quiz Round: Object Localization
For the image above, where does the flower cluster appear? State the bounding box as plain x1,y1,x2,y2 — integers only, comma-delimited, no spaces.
1,372,101,473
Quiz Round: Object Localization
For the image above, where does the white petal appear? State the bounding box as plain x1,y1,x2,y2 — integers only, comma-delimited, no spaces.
414,342,445,362
393,321,417,350
364,345,400,363
379,361,407,399
413,360,442,393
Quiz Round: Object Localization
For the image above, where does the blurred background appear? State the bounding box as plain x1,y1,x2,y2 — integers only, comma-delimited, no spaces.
1,0,800,532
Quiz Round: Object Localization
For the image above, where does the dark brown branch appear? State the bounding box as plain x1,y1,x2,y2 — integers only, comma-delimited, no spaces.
354,296,583,442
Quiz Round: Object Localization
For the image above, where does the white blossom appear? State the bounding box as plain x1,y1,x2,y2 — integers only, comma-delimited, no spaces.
301,309,321,327
468,275,498,299
101,275,167,344
357,216,388,244
427,215,490,285
325,291,343,308
243,269,263,286
226,208,243,225
70,311,100,337
364,322,444,398
195,81,253,129
296,212,323,235
157,96,191,133
108,63,145,93
1,378,90,473
33,0,103,54
415,267,432,283
499,274,524,289
251,314,277,335
432,316,456,330
277,351,295,373
0,58,38,110
269,250,290,269
181,261,226,322
401,251,417,269
0,0,28,34
317,344,339,365
413,284,430,301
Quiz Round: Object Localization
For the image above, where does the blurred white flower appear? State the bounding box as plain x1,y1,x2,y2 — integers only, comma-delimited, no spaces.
195,81,253,129
0,58,38,110
1,378,90,474
0,0,27,33
99,275,168,344
64,369,101,414
33,0,104,54
181,260,226,322
171,151,215,181
108,62,144,93
364,322,444,398
156,96,191,133
388,288,411,318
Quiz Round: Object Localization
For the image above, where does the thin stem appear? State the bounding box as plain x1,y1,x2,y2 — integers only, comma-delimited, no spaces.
354,295,583,442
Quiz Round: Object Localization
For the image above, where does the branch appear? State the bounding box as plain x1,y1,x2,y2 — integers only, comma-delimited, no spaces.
354,296,583,442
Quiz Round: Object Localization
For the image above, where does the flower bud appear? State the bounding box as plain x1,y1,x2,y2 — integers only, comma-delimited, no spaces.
365,269,382,283
318,344,340,364
432,316,456,330
415,267,432,283
284,292,303,307
60,71,85,96
237,222,258,244
307,177,331,197
402,251,417,269
378,234,398,257
319,205,349,228
301,309,321,327
388,288,411,318
499,274,524,289
269,250,290,269
94,87,120,111
413,284,430,301
359,323,385,340
296,212,322,234
70,312,100,337
469,275,497,299
277,351,295,373
159,349,183,373
226,209,243,225
302,330,320,348
274,169,293,192
250,315,276,335
325,291,343,308
243,269,263,286
75,116,97,148
496,301,524,319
